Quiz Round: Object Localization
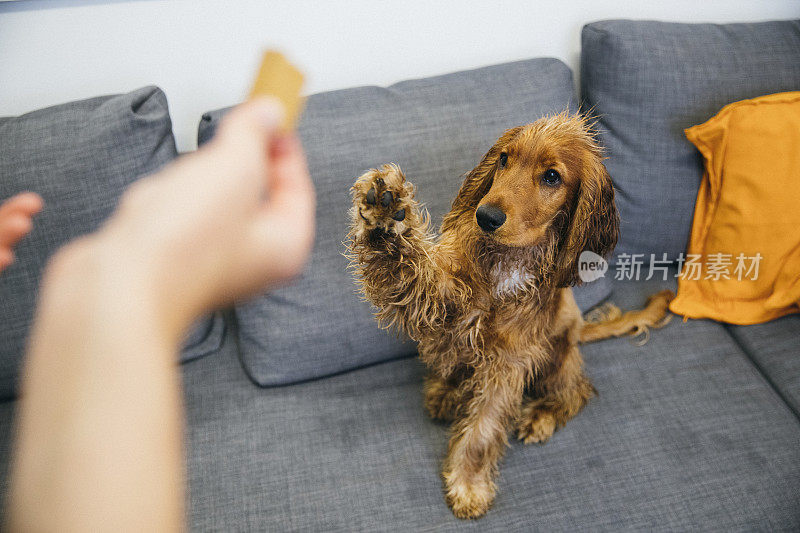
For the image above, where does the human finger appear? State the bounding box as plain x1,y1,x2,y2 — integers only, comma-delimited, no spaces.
0,193,43,218
0,214,34,248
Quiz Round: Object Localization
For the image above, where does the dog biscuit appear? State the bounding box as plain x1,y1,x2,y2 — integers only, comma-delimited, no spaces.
249,50,305,131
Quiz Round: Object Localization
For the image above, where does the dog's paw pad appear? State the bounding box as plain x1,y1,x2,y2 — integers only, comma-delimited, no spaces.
352,165,410,232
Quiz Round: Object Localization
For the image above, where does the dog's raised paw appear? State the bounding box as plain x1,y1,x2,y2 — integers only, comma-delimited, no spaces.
352,164,412,235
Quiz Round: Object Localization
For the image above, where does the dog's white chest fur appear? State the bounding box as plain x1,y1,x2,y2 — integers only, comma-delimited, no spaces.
492,262,536,297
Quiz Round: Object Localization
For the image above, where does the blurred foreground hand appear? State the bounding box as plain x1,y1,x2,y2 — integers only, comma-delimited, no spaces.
6,98,315,532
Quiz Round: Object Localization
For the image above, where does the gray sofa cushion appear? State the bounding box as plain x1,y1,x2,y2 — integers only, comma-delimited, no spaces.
727,316,800,415
198,59,611,388
0,274,796,530
164,274,799,530
581,19,800,264
0,87,223,399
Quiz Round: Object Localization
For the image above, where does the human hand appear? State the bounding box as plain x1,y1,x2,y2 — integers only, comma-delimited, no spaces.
53,98,315,333
0,192,43,273
8,98,315,532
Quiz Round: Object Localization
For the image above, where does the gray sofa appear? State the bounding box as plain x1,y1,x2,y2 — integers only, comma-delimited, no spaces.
1,19,799,531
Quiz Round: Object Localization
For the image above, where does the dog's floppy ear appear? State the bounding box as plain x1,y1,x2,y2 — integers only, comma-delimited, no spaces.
443,126,523,230
555,155,619,287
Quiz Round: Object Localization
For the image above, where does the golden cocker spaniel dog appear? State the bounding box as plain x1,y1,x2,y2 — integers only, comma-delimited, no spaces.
346,112,673,519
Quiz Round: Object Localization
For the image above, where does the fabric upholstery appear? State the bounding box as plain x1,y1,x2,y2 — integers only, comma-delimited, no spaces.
0,275,796,530
581,19,800,264
0,87,222,399
165,264,800,531
176,288,799,531
727,315,800,415
0,401,12,508
670,92,800,324
198,59,611,387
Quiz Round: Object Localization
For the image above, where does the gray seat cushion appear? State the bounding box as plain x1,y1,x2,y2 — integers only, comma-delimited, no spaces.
0,276,795,530
0,87,223,399
173,278,800,531
727,316,800,415
198,59,611,388
0,402,12,504
580,19,800,264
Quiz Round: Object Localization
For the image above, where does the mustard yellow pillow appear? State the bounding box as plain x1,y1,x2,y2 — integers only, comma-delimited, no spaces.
670,91,800,325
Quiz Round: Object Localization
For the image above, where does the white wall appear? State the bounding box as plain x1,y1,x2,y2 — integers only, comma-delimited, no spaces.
1,0,798,152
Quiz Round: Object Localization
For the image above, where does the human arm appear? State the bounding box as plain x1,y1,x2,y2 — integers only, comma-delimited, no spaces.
5,99,315,532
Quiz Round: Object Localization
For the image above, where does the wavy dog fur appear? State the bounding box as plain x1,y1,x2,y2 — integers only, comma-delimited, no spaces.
346,112,673,519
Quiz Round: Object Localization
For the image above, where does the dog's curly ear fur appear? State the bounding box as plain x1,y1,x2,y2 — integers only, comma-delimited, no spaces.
555,155,619,287
443,126,523,231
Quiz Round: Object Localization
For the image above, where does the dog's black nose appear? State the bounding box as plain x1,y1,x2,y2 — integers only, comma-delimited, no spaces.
476,204,506,232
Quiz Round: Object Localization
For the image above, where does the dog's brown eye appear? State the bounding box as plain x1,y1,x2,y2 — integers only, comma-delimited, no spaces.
498,152,508,168
541,169,561,187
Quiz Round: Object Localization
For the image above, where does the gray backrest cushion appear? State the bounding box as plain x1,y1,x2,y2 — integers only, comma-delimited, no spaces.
199,59,611,387
581,19,800,263
0,86,223,399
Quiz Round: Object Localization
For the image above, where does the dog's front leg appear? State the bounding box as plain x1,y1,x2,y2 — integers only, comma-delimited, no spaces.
347,164,462,341
443,362,525,519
